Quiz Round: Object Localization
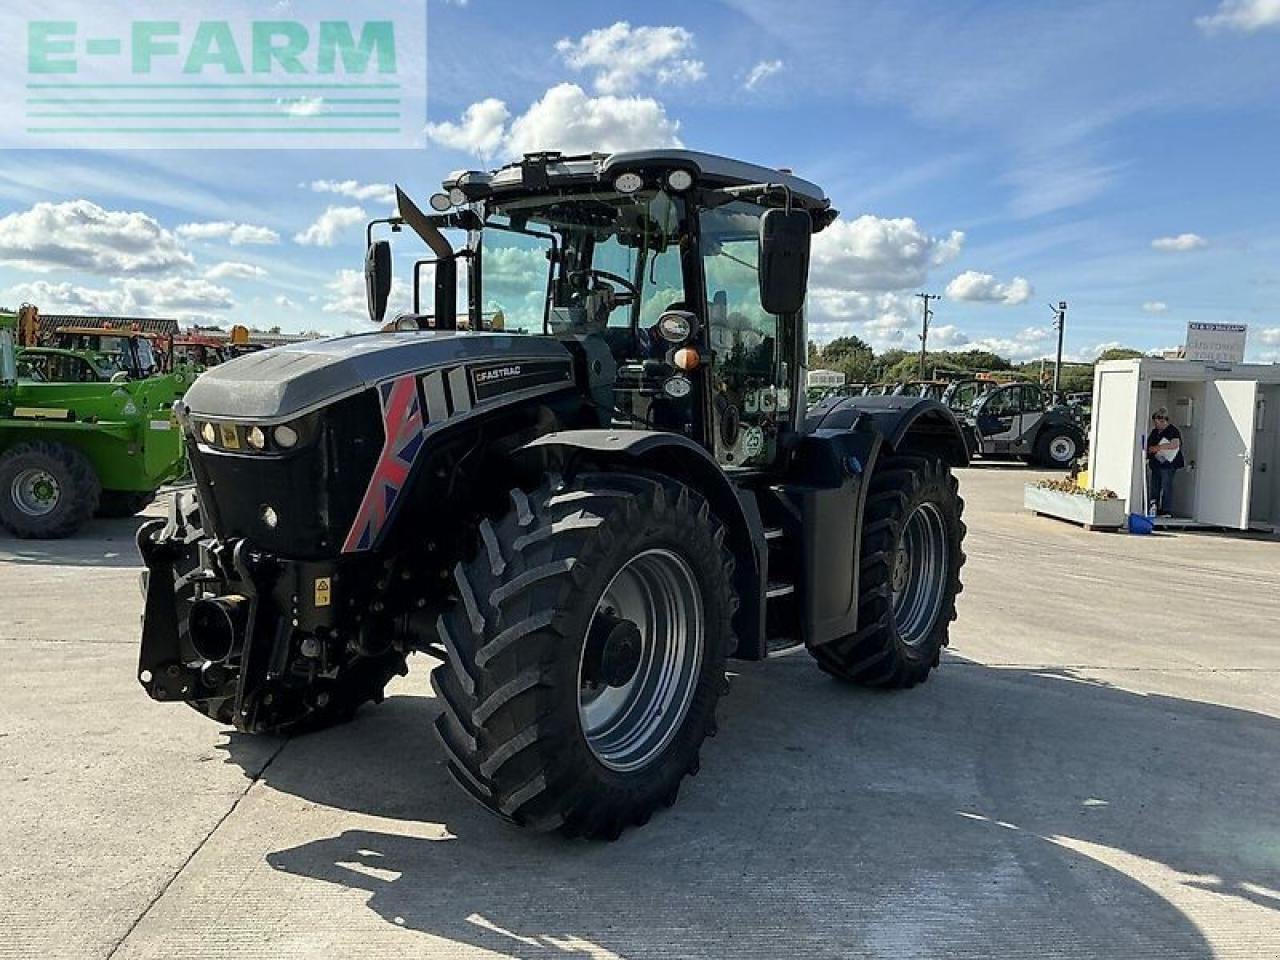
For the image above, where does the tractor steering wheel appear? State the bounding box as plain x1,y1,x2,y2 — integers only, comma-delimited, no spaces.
572,269,639,305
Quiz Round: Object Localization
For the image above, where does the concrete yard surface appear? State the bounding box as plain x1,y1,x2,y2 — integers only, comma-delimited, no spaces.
1,466,1277,959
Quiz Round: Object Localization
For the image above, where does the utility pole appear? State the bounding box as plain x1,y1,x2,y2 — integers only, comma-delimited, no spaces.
1050,300,1067,400
916,293,939,380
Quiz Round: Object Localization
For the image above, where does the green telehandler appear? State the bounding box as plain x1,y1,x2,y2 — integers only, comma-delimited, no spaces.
0,310,189,537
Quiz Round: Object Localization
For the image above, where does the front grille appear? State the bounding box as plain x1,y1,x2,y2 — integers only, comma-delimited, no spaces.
192,390,383,559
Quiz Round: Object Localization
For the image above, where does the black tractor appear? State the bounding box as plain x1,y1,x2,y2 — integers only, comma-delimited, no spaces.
137,150,969,839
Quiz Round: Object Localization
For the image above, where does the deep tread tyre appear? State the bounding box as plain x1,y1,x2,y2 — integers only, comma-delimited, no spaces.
98,490,157,518
1034,427,1083,468
0,441,100,539
808,455,965,689
431,472,736,840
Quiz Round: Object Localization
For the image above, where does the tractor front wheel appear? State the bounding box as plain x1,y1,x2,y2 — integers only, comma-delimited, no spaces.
0,442,100,539
431,473,736,839
808,455,965,688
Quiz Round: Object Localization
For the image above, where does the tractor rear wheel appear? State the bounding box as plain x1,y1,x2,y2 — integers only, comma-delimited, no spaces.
0,441,100,539
431,473,735,839
808,455,965,688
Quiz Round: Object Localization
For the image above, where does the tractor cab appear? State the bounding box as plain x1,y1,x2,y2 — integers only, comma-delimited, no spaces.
366,151,832,472
49,327,166,380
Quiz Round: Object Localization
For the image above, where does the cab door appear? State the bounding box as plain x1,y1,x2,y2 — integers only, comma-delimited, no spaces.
1012,385,1048,452
975,385,1021,447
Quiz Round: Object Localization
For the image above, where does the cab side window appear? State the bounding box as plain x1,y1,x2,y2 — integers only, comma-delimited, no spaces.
985,388,1019,417
1021,385,1045,413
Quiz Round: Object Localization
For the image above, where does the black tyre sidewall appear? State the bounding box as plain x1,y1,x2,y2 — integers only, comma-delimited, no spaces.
0,443,99,538
885,461,964,667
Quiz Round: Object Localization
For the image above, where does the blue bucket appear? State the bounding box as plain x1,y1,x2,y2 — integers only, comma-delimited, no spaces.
1128,513,1154,535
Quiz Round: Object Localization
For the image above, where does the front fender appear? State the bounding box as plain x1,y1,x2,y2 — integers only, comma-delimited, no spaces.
520,429,766,659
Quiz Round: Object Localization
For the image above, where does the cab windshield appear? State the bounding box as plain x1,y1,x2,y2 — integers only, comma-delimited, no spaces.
482,189,688,337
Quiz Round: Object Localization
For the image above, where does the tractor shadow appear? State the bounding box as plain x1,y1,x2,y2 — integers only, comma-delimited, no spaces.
0,513,158,568
223,651,1280,959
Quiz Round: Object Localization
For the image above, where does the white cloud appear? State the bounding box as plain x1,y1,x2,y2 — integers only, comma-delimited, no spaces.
275,294,297,309
308,179,397,206
966,326,1054,362
555,22,705,94
204,261,266,281
1142,300,1169,314
928,323,970,348
1151,232,1208,252
1196,0,1280,33
425,98,511,158
507,84,682,156
945,270,1033,305
8,276,234,315
294,206,367,247
744,59,784,91
427,84,682,160
0,200,192,275
811,215,964,292
176,221,281,246
1259,327,1280,345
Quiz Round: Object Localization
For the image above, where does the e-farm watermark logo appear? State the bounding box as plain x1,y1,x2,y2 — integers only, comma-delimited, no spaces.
3,1,426,149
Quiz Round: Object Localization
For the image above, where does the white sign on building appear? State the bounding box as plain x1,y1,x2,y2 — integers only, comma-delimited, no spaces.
1185,322,1247,363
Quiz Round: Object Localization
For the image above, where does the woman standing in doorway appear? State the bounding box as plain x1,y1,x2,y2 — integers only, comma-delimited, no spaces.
1147,407,1184,516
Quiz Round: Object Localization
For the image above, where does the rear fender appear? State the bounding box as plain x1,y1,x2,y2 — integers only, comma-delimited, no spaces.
519,429,767,659
806,395,969,467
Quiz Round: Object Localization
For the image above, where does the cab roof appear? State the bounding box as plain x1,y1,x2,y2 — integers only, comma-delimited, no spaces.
443,149,830,211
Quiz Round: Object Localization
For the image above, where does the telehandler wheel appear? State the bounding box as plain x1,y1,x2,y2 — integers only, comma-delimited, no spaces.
0,441,100,539
98,491,157,518
431,472,736,840
808,455,965,689
1034,427,1083,468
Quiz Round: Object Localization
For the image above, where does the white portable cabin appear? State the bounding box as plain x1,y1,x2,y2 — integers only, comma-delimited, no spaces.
1088,358,1280,531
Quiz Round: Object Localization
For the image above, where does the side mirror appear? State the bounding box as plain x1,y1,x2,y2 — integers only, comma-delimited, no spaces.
758,208,811,315
365,239,393,324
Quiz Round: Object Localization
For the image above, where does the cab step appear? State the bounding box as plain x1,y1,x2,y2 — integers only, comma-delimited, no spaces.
766,635,804,655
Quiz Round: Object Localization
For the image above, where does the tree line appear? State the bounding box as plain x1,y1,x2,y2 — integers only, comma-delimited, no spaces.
807,336,1146,395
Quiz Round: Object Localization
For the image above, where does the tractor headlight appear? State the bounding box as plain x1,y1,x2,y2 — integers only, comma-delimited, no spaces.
273,424,299,449
246,426,267,451
657,312,693,342
199,422,217,445
666,169,694,192
662,375,693,399
613,172,644,195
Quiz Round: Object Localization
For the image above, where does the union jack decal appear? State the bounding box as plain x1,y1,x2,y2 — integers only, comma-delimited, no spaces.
342,375,425,553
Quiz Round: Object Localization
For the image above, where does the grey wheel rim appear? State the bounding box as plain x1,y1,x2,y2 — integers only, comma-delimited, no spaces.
890,502,949,647
1049,436,1077,462
12,468,60,517
578,548,704,772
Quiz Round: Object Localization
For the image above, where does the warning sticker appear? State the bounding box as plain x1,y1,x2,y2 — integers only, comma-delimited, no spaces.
314,577,332,608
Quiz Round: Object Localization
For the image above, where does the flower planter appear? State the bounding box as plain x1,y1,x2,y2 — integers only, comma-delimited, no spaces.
1024,484,1126,531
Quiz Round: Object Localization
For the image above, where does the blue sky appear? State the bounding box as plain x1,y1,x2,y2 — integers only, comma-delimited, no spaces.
1,0,1279,362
